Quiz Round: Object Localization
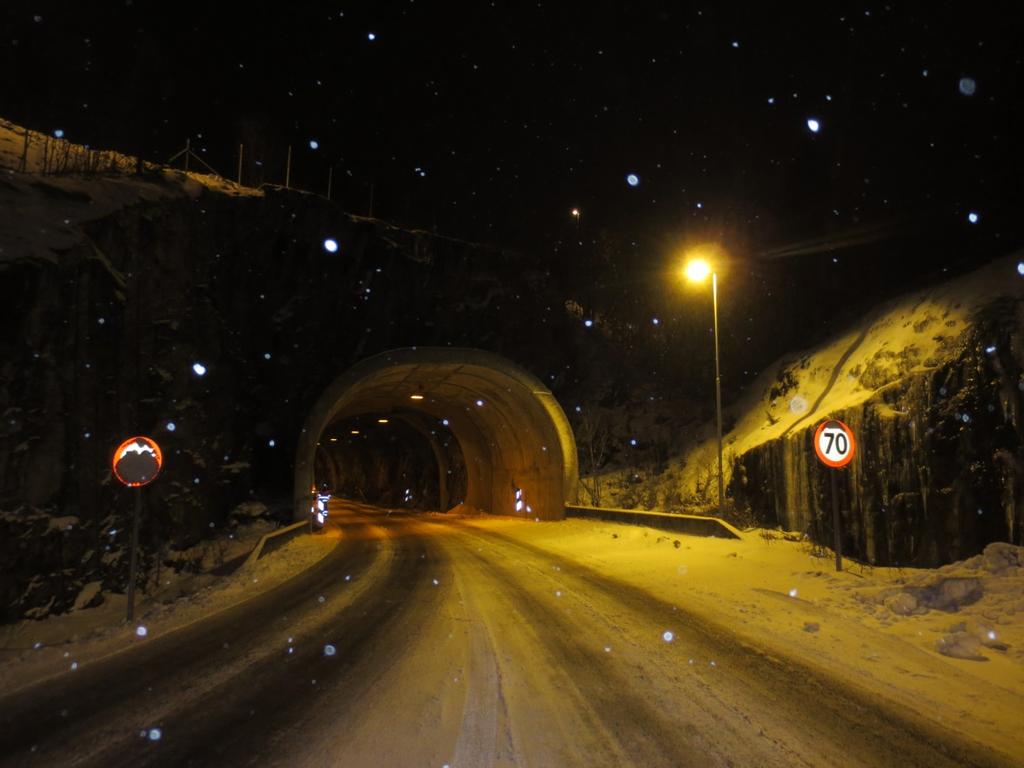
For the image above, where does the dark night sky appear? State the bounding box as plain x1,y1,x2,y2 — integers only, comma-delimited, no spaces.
2,2,1023,279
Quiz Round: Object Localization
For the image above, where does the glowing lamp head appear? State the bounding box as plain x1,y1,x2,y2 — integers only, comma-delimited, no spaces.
410,394,424,401
571,208,580,217
684,259,712,283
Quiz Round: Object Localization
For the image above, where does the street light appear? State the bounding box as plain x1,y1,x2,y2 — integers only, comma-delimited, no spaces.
683,256,725,517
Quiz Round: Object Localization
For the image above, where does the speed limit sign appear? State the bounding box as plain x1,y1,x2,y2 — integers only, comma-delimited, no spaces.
813,419,856,468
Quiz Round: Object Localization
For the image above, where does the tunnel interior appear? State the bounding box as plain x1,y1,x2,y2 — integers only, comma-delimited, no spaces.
295,348,578,521
314,412,467,510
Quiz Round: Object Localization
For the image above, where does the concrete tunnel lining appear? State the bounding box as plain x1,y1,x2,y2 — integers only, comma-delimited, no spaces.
294,348,578,520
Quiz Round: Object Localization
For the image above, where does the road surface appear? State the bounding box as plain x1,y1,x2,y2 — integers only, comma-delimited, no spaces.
0,503,1016,767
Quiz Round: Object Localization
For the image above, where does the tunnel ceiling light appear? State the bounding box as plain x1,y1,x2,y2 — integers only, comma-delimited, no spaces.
410,394,424,400
350,429,360,434
377,418,389,424
329,437,338,442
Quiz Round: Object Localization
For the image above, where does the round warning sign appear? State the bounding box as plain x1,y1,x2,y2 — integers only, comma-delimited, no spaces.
813,420,856,468
112,436,163,487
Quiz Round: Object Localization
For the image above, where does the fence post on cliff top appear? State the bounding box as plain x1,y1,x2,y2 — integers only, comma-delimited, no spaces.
19,127,29,172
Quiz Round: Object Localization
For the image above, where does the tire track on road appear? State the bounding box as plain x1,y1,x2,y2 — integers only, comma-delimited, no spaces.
443,520,1016,768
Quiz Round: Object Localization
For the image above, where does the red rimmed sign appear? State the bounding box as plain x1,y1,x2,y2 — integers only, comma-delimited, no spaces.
813,419,856,469
112,436,163,487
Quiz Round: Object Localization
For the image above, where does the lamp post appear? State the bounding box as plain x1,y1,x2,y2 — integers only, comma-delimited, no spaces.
684,258,725,517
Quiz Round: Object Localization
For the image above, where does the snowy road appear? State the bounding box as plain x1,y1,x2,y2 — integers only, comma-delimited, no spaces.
0,504,1016,767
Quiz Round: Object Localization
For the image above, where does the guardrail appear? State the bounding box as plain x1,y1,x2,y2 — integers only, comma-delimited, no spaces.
243,521,309,566
564,504,742,539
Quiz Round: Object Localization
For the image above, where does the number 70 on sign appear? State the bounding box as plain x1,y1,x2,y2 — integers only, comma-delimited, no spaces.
813,419,856,468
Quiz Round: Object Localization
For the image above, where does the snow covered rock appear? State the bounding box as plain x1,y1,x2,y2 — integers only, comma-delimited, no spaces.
72,581,104,611
884,592,923,616
929,578,984,611
230,501,269,521
936,631,988,661
23,597,55,620
981,543,1022,575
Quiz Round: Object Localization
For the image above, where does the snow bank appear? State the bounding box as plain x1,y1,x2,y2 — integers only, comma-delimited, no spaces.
0,526,337,695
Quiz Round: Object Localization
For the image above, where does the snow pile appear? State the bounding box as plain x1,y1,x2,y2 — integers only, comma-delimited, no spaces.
852,542,1023,661
159,518,275,580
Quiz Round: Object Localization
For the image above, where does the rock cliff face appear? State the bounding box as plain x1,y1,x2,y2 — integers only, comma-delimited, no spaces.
731,294,1024,567
0,170,580,620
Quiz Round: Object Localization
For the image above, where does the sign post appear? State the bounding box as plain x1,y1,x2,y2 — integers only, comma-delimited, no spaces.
812,419,856,572
112,436,163,622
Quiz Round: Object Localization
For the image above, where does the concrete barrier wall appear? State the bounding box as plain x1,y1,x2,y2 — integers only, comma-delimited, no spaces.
564,505,742,539
244,520,308,566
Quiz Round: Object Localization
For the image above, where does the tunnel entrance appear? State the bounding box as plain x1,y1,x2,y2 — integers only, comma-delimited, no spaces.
294,348,578,521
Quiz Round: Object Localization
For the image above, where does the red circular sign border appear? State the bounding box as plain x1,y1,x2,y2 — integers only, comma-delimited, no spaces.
813,419,856,469
112,435,164,487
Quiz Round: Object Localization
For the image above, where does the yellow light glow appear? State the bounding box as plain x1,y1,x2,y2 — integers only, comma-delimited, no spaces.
684,258,712,283
329,437,338,442
410,394,424,400
571,208,580,217
377,418,389,424
350,429,360,435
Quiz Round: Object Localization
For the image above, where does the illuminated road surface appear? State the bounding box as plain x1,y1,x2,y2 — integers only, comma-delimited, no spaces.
0,504,1014,767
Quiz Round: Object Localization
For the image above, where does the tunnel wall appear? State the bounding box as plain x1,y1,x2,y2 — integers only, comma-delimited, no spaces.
294,347,578,521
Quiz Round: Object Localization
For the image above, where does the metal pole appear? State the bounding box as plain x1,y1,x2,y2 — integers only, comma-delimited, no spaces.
327,166,333,200
126,488,142,621
184,139,190,172
831,469,843,571
712,272,724,516
285,145,292,188
237,143,243,185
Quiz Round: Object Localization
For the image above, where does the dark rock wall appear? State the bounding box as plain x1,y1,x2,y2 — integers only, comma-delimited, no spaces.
731,300,1024,566
0,184,580,620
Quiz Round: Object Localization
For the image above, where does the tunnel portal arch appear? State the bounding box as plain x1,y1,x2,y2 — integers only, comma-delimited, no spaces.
294,348,578,521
